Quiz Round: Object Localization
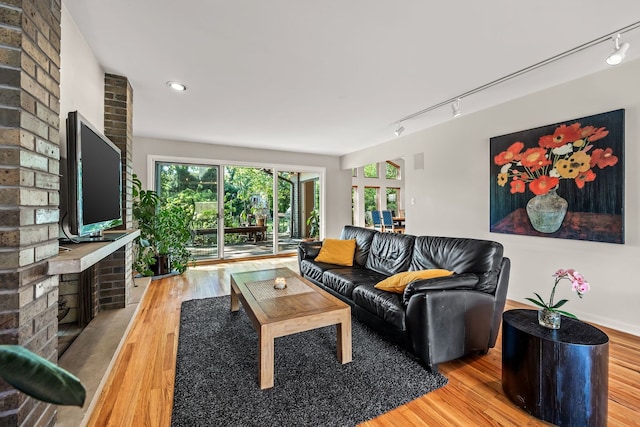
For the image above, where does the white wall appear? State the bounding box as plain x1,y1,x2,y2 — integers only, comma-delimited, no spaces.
59,3,105,156
342,58,640,336
133,137,352,239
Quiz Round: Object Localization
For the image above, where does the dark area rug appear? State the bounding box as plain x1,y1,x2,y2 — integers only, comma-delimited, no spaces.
171,296,448,427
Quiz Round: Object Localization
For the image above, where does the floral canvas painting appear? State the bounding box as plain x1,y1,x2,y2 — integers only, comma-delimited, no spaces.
490,109,624,244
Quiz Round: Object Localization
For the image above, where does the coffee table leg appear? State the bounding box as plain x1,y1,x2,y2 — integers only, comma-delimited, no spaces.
230,282,240,312
259,325,275,389
336,311,352,364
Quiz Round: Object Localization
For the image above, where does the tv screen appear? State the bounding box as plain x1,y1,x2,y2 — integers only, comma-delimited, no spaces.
63,111,123,240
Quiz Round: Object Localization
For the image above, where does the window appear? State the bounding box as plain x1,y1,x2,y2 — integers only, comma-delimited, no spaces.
386,161,400,180
364,163,378,178
351,168,357,177
364,186,379,224
351,186,358,225
386,188,400,213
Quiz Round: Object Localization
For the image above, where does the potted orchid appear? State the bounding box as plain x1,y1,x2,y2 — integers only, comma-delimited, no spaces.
526,268,590,329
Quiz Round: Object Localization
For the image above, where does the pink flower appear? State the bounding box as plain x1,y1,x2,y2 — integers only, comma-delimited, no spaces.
528,268,591,319
571,275,589,294
571,271,584,282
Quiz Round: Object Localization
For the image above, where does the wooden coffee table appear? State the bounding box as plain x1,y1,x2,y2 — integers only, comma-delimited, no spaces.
230,267,352,389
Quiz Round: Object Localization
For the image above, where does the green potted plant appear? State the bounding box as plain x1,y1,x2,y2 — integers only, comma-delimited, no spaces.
306,209,320,240
255,210,266,227
132,174,194,276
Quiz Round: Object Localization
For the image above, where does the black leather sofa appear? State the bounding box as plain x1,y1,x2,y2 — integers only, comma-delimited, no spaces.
297,225,511,372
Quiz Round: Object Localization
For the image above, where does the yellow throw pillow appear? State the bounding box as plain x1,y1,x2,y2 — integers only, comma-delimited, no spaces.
374,269,454,293
314,239,357,266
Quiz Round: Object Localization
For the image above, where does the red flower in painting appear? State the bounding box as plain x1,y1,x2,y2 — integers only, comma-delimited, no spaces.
529,176,560,196
495,120,617,197
538,123,582,149
577,125,609,142
520,147,551,171
575,169,596,189
494,141,524,166
510,179,526,194
590,147,618,169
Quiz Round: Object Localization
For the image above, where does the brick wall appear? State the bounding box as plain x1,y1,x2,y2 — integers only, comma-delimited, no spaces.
0,0,62,425
103,74,133,305
58,273,78,324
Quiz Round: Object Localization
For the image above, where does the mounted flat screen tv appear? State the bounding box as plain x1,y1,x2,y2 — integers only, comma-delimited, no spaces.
61,111,123,242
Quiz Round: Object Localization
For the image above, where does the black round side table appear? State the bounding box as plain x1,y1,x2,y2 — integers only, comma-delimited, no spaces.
502,309,609,426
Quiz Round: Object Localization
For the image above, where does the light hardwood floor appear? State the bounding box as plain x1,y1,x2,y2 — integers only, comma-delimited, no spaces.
86,257,640,426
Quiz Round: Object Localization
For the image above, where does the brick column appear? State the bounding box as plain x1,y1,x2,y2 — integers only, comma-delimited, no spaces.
0,1,62,426
101,74,133,305
104,74,133,231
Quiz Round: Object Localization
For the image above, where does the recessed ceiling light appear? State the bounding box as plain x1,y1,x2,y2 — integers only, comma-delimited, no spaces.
166,81,187,91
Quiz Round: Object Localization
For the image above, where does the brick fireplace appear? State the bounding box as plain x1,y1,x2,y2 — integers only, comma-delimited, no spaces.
0,2,134,425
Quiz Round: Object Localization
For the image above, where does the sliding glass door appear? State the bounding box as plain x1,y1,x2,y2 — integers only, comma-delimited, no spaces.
156,162,220,260
275,171,320,251
222,165,273,259
155,161,321,262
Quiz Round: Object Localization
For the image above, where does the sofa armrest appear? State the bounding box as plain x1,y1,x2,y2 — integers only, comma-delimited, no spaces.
298,240,323,260
405,289,495,369
297,240,323,274
402,273,479,305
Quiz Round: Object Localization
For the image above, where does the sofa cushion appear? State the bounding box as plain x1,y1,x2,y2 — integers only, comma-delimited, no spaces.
322,267,388,299
365,232,416,276
410,236,504,293
375,269,453,293
352,284,406,331
299,259,339,283
340,226,378,267
314,238,356,266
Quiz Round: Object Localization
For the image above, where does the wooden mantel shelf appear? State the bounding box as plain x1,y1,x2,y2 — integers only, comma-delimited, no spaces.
49,230,140,275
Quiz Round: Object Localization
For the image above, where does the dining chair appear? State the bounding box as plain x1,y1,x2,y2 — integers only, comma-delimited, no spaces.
381,210,395,232
371,210,383,231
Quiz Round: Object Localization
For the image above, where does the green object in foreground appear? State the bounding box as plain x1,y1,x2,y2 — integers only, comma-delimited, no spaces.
0,345,86,407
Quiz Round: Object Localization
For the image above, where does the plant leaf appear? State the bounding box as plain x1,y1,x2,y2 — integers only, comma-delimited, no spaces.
555,310,578,319
532,293,547,305
524,297,546,309
551,299,569,309
0,345,86,407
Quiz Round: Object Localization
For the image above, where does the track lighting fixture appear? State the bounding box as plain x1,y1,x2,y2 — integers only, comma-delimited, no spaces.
451,98,462,118
606,34,630,65
391,22,640,128
394,125,405,136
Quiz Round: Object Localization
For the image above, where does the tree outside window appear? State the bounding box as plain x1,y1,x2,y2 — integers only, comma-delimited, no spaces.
364,187,379,226
364,163,378,178
386,188,400,213
386,161,400,180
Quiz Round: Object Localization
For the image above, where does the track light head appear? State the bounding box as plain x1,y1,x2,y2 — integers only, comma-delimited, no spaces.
394,125,405,136
451,98,462,118
606,34,630,66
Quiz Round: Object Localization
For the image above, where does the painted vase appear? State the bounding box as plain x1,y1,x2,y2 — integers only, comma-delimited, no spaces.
526,188,568,233
538,308,561,329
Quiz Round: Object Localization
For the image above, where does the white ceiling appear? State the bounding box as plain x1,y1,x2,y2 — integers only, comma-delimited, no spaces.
62,1,640,156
